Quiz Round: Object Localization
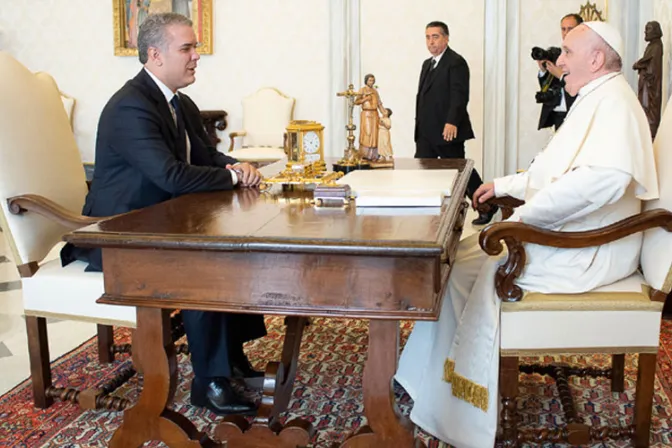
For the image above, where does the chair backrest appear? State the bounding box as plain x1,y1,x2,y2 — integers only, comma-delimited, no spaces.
241,87,294,148
0,52,88,266
641,101,672,293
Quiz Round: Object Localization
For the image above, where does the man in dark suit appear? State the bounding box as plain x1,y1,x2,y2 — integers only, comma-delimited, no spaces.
536,13,582,130
60,13,264,415
415,21,495,225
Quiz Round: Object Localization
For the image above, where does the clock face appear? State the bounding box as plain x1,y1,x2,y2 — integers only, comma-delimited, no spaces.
303,131,320,155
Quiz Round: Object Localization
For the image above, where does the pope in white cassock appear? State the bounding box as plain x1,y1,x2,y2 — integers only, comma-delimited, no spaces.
396,21,659,448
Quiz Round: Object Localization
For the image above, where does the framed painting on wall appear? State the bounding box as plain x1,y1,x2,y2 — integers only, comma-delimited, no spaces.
113,0,213,56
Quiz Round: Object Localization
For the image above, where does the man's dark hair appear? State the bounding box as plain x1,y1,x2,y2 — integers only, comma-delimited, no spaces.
562,13,584,25
137,13,193,64
426,21,449,37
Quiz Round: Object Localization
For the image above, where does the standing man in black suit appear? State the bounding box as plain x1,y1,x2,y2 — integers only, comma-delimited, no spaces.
60,13,264,416
415,21,495,225
537,13,582,130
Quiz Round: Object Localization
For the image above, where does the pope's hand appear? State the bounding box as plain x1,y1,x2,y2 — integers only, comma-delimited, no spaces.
227,162,262,187
472,182,495,209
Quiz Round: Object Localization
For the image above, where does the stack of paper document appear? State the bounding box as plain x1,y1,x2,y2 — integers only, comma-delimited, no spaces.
337,169,458,207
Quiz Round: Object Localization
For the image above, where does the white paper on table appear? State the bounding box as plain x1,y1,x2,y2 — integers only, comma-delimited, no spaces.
355,206,442,216
337,169,458,207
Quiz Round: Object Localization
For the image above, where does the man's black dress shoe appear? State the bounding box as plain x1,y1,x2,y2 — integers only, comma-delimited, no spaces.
190,377,257,415
471,205,498,225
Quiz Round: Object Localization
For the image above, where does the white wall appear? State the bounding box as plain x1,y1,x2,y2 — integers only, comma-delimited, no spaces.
654,0,672,109
360,1,485,174
0,0,331,162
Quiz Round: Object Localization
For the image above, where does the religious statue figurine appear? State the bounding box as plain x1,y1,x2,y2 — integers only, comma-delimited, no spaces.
633,21,664,139
354,74,386,160
374,108,394,167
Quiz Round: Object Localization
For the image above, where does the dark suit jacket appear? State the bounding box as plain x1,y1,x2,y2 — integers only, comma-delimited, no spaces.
537,72,577,130
62,69,238,270
415,47,475,146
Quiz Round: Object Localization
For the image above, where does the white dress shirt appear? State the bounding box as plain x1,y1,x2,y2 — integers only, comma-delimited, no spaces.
431,47,447,68
538,69,568,113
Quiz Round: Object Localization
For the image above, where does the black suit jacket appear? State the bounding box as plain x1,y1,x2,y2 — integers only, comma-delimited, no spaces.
63,69,238,270
415,47,475,146
537,72,577,130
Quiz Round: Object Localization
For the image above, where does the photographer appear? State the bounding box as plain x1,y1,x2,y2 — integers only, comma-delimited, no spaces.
535,13,583,130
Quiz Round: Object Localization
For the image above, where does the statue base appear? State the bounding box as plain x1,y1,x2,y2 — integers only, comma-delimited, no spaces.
333,161,371,174
368,159,394,169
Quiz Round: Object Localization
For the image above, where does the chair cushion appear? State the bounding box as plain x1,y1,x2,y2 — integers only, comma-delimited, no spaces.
22,259,136,328
502,272,661,312
229,147,287,163
500,272,663,355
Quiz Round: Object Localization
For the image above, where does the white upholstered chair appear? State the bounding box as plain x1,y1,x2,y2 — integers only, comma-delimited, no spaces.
480,103,672,447
0,52,135,410
227,87,294,163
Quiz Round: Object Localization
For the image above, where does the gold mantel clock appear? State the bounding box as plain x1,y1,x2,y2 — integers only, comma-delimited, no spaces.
261,120,344,189
286,120,325,165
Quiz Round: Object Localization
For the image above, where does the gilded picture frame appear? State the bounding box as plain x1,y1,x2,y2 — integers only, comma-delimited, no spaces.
113,0,213,56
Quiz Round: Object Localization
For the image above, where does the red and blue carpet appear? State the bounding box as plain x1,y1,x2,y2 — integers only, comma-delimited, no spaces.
1,318,671,447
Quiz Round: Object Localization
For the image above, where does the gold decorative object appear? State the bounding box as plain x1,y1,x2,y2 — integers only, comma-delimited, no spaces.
334,85,371,173
285,120,325,165
261,120,344,189
579,1,605,22
113,0,213,57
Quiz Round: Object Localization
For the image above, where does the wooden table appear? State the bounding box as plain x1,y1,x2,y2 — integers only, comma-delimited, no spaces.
64,158,473,448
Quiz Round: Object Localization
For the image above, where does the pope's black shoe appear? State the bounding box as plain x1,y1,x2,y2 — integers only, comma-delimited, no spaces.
190,377,257,415
471,205,498,225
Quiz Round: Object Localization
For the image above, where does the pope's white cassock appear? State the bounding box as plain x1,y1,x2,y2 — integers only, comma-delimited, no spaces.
396,72,659,447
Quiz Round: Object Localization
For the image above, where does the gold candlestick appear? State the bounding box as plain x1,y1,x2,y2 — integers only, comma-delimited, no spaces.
334,84,371,173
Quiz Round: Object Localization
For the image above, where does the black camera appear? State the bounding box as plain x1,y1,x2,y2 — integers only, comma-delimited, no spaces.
531,46,562,63
535,87,562,105
532,46,563,105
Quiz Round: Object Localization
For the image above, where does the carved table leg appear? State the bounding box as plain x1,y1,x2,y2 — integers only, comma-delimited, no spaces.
109,307,213,448
215,316,313,447
340,319,423,448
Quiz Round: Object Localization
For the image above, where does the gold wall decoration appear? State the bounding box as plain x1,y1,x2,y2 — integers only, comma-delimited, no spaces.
113,0,213,57
579,1,605,22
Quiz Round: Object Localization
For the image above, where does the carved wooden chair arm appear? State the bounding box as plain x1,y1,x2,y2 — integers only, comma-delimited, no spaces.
228,130,247,152
8,194,102,230
478,208,672,302
476,196,525,220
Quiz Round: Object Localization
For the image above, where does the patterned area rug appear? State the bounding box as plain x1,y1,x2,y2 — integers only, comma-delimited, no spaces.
1,318,672,447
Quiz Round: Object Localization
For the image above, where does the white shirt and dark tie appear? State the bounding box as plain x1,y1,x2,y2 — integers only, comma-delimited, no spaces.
143,68,239,184
430,48,446,71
